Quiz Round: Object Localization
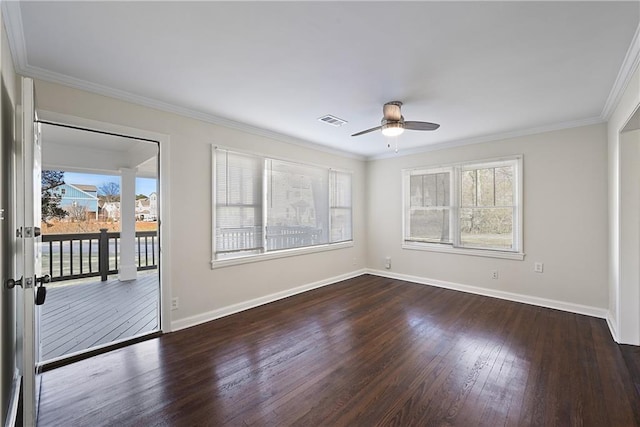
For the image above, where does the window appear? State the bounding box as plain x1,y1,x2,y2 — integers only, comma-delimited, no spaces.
403,156,523,259
214,150,263,259
213,148,352,264
330,170,352,243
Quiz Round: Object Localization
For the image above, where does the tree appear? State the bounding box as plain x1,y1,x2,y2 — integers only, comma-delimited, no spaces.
42,170,67,225
67,202,87,222
98,182,120,203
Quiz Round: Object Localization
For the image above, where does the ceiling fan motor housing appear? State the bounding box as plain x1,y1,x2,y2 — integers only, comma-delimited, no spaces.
351,100,439,137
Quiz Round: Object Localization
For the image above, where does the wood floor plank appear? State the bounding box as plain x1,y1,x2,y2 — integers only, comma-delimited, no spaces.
38,275,639,426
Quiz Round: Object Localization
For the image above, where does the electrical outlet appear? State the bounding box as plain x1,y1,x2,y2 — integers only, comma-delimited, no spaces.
171,297,179,310
534,262,544,273
385,257,391,269
491,270,499,280
352,257,357,266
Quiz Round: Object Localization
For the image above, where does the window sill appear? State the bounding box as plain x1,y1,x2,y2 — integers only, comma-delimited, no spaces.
211,241,354,269
402,242,525,260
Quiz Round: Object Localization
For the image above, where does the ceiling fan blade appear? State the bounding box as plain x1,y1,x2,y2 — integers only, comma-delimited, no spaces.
404,121,440,131
351,126,382,137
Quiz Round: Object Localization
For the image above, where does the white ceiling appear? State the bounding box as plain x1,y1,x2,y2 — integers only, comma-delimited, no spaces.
5,1,640,158
40,123,158,177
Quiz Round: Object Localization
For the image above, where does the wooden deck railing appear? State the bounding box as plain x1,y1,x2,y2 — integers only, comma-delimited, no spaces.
42,229,158,282
216,226,322,255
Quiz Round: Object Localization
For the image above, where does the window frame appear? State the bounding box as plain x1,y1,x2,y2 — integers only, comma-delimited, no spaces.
402,156,524,260
212,146,353,269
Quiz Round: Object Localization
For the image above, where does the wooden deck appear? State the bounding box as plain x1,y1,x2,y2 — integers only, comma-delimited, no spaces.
40,271,159,361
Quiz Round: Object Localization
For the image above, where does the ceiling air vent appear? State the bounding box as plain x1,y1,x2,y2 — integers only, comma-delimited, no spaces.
318,114,348,127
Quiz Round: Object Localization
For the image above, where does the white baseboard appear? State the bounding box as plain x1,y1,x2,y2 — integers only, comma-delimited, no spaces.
170,268,615,340
606,312,619,342
171,269,367,331
366,269,609,319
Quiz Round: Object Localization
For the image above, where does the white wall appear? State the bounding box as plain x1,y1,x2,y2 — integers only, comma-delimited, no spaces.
367,124,609,313
618,129,640,344
32,80,367,330
608,63,640,344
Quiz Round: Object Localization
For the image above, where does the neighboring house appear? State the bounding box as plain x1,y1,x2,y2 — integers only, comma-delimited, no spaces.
101,201,121,221
54,183,99,220
135,192,158,221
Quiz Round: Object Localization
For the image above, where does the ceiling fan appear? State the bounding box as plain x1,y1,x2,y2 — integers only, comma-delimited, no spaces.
351,101,440,137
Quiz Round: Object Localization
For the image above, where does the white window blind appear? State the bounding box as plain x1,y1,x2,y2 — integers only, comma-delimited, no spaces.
215,150,263,259
266,159,329,250
330,170,352,243
213,148,353,263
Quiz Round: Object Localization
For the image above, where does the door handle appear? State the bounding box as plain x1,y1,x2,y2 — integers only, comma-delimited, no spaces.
34,275,49,305
36,274,50,285
5,277,23,289
35,286,47,305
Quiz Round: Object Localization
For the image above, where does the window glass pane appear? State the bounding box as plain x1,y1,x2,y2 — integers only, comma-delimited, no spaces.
330,171,352,242
410,172,449,207
331,170,351,208
408,208,451,243
476,168,495,207
460,207,513,249
495,166,514,206
462,165,514,208
330,208,351,242
435,173,450,206
266,159,329,250
409,175,424,207
461,170,476,206
215,150,263,257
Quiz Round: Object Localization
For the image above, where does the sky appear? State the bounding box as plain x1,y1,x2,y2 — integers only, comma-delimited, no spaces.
63,171,157,196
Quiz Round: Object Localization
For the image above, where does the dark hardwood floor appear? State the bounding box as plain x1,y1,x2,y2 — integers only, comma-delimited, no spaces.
622,344,640,398
37,275,640,426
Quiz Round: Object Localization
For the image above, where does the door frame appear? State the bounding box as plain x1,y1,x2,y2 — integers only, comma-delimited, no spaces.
35,110,173,334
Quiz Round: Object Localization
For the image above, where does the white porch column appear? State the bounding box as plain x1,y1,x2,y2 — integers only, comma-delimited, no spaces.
119,167,137,281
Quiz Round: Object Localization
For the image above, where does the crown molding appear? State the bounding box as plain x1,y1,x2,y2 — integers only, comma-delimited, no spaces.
367,116,605,161
601,22,640,120
2,1,28,71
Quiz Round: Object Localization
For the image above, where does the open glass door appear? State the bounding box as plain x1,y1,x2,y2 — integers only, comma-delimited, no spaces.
20,76,45,426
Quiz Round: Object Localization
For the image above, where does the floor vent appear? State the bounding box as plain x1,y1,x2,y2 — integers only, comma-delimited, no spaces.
318,114,347,127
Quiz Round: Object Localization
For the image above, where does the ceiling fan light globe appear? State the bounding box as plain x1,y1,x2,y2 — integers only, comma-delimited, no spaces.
381,123,405,137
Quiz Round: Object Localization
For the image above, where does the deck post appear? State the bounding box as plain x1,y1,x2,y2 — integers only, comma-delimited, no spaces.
99,228,109,281
119,168,138,281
